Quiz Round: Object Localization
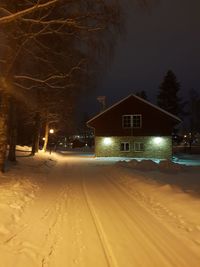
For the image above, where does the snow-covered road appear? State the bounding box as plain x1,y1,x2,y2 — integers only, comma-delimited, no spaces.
0,152,200,266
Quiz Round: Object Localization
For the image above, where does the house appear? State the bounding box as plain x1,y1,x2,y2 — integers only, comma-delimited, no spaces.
87,94,181,159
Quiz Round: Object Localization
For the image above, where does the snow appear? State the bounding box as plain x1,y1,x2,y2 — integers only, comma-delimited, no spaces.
0,150,200,266
116,158,200,171
173,153,200,166
16,145,32,152
96,155,200,166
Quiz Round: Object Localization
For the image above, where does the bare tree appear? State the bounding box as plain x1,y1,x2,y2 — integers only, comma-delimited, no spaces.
0,1,157,171
0,0,123,171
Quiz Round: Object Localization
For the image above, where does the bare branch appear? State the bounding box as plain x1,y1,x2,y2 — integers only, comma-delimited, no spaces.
0,0,58,25
14,58,87,84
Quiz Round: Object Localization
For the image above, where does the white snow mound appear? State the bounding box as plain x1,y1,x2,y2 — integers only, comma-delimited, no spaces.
116,159,198,173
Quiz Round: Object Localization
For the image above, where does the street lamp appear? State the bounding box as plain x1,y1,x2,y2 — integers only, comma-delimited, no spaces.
49,128,54,134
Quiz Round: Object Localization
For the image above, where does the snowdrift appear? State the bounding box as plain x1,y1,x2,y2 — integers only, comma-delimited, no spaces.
116,159,200,173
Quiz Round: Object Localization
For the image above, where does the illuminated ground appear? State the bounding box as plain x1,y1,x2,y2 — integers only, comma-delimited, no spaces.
0,151,200,266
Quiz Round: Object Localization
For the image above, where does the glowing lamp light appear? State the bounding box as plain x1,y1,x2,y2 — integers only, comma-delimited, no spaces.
103,137,112,146
42,137,45,141
49,129,54,134
153,137,163,145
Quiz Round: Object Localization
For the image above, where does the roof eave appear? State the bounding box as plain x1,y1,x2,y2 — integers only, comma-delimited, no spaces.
87,94,182,125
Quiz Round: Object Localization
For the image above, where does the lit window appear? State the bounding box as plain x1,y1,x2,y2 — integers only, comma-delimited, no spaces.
134,142,144,151
120,142,130,152
122,115,142,128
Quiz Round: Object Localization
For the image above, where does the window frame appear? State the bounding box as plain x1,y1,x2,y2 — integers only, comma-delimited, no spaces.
122,115,132,128
122,114,142,129
120,142,130,152
134,142,144,152
132,114,142,128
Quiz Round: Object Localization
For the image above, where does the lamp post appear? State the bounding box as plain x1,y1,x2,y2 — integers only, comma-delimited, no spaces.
49,128,54,154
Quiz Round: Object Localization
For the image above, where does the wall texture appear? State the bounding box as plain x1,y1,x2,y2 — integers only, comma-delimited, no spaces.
95,136,172,159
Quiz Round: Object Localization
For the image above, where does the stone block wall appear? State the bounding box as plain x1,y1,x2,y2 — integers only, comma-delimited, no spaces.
95,136,172,159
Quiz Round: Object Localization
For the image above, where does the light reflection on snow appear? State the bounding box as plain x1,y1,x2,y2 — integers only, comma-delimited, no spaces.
16,146,200,166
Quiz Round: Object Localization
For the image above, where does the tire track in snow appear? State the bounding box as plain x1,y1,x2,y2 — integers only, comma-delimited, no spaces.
108,166,200,251
40,184,70,267
101,170,200,267
82,178,119,267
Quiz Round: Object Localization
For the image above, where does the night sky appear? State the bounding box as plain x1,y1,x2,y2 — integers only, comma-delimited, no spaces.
81,0,200,118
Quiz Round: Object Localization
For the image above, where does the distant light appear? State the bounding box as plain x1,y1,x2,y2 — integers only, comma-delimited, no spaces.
49,129,54,134
103,137,112,146
184,135,187,138
42,137,45,141
153,137,163,145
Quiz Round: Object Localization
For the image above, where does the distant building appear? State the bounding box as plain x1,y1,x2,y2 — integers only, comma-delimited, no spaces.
87,94,181,159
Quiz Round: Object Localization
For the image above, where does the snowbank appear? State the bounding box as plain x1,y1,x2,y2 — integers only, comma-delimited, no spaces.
116,159,200,173
16,145,32,152
0,150,57,240
0,176,39,238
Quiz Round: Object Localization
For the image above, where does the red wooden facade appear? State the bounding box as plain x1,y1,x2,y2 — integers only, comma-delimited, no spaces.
87,95,181,136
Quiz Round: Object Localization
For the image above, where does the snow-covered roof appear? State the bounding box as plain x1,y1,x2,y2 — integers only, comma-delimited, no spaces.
87,94,181,124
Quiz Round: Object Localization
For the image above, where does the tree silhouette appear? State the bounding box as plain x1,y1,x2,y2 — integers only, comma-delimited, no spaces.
157,70,183,117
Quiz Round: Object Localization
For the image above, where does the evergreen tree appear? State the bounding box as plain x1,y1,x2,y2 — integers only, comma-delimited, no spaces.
157,70,183,116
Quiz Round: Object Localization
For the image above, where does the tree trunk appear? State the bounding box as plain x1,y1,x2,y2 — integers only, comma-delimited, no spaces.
42,121,49,152
0,92,10,172
31,112,41,155
8,98,17,162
